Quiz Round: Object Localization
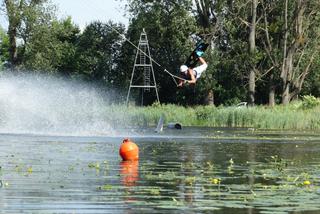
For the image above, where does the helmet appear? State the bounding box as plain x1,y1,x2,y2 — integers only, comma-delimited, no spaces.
180,65,188,72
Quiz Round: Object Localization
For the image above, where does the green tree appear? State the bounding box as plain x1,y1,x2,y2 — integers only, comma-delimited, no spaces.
74,21,125,86
280,0,320,104
193,0,237,106
200,1,249,105
301,61,320,97
260,0,320,105
2,0,56,69
195,0,320,106
53,17,80,75
23,17,80,73
123,0,199,104
0,26,9,70
3,0,22,67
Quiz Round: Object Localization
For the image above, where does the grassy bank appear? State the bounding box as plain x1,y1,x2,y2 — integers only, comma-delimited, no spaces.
105,99,320,130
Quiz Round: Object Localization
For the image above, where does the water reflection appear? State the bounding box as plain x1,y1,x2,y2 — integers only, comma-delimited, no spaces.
120,160,139,187
0,131,319,213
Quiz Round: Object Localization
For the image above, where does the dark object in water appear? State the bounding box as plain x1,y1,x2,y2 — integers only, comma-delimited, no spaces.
167,123,182,129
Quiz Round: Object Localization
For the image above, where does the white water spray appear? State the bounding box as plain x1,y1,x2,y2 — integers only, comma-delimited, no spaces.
0,73,115,136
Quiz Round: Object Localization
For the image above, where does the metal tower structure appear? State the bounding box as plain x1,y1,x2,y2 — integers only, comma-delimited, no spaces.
126,29,159,105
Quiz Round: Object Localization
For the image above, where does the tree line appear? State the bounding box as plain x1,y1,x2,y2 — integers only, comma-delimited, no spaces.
1,0,319,106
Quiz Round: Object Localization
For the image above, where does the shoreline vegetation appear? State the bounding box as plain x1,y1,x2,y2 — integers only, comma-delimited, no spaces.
107,97,320,130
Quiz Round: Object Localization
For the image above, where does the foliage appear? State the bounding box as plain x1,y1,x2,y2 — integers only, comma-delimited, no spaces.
23,17,80,72
101,103,320,130
301,95,320,110
1,0,320,106
301,52,320,97
2,0,58,67
123,0,199,104
0,26,9,70
74,21,125,84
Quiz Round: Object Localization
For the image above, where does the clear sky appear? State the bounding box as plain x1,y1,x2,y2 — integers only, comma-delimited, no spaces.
54,0,129,29
0,0,129,30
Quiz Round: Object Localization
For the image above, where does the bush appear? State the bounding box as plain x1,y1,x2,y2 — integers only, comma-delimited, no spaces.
301,95,320,110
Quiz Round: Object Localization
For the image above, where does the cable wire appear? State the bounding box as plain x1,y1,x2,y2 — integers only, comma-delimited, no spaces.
107,24,188,85
79,1,188,85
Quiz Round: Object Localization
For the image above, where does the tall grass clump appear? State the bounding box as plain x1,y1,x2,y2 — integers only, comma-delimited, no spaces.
202,102,320,130
104,103,199,128
104,100,320,130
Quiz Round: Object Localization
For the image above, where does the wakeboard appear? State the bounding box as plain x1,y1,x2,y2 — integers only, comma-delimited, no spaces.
184,41,209,68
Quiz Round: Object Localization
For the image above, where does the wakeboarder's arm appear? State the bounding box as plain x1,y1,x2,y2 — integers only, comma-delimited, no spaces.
178,79,185,87
198,57,207,65
187,68,196,84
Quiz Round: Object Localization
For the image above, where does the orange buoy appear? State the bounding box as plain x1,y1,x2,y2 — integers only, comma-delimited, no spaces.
119,138,139,161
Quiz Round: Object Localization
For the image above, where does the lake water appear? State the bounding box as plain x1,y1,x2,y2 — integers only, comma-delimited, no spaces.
0,127,319,214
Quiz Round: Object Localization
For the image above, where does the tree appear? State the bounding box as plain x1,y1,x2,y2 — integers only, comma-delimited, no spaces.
53,17,80,75
201,0,320,106
23,17,80,73
201,1,255,106
74,21,125,86
248,0,258,106
280,0,320,104
260,0,320,105
260,0,280,106
123,0,198,104
3,0,22,67
0,26,10,69
193,0,222,105
2,0,55,69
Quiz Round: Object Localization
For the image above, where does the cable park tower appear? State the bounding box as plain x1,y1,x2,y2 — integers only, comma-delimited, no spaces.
126,29,159,106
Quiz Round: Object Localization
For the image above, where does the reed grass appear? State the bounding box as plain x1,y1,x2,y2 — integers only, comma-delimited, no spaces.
105,101,320,130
